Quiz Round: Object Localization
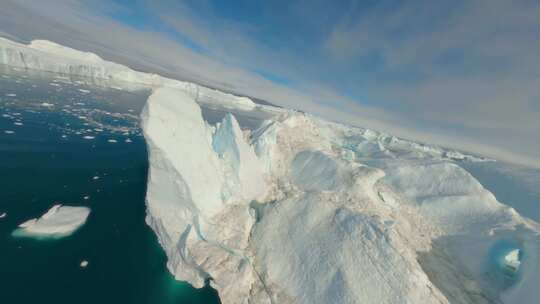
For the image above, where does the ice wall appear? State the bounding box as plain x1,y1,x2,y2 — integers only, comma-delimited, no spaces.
0,37,256,110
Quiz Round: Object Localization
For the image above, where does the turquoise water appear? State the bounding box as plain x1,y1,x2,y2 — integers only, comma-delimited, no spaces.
0,67,220,303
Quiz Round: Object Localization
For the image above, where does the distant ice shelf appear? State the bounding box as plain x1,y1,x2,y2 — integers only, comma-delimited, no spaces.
13,204,90,238
0,37,258,111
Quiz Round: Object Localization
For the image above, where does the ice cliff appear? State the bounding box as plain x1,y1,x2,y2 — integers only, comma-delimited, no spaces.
0,37,257,110
2,36,539,303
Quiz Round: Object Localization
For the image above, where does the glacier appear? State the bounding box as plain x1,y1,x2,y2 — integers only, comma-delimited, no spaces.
1,36,540,303
12,204,90,238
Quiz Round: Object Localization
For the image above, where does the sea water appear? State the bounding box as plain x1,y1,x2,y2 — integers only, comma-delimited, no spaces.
0,66,220,304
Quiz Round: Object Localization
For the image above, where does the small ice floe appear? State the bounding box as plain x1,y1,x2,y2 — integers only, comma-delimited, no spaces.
83,195,90,200
12,204,91,239
61,135,67,138
0,212,7,219
504,249,521,272
78,89,91,94
4,130,15,134
5,93,16,97
2,114,11,118
49,83,61,87
14,122,23,126
78,116,87,119
80,260,89,268
41,102,54,107
125,138,132,143
94,128,103,132
83,136,95,140
107,139,117,143
92,176,100,180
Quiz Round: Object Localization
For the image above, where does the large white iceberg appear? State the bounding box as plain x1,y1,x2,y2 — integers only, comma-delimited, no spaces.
141,87,540,304
13,204,90,238
141,88,449,303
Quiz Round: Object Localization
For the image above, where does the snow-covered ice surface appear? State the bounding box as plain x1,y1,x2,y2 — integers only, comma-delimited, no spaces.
12,204,90,238
141,87,540,304
2,36,540,303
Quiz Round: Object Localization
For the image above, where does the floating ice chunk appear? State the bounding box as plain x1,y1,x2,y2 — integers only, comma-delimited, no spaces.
83,195,90,200
83,135,95,140
125,138,132,143
14,122,23,126
78,89,90,94
0,212,6,218
5,93,16,97
13,204,90,238
504,249,521,272
107,139,117,143
4,130,14,134
41,102,54,107
80,260,89,268
92,176,100,180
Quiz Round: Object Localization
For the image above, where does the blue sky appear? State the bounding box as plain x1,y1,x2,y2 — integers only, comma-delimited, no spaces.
1,0,539,167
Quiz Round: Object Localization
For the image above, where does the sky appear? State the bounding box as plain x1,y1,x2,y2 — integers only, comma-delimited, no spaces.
0,0,539,167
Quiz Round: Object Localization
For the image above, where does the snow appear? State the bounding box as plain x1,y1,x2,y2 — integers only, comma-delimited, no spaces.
13,205,90,238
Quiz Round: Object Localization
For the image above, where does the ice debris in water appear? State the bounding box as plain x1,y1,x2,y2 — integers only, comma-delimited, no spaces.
80,260,89,268
13,205,90,238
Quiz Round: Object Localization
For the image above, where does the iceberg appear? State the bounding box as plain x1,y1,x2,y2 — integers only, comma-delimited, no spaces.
13,204,90,238
141,88,452,303
142,91,540,303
